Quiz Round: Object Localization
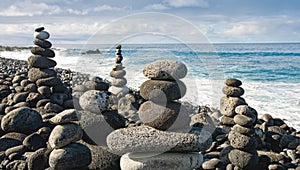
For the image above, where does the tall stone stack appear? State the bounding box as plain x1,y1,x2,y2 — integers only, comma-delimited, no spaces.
108,45,129,98
227,105,259,169
219,78,247,131
106,60,213,170
27,27,72,112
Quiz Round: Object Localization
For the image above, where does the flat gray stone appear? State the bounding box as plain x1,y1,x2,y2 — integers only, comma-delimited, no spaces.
49,109,80,124
140,79,186,103
28,68,57,83
79,90,109,114
31,47,55,58
36,77,62,87
222,86,244,97
233,114,256,127
143,60,187,80
48,123,83,149
1,107,43,134
33,39,52,48
120,152,203,170
232,124,254,135
49,143,91,170
220,96,246,117
28,55,57,68
107,125,212,155
111,78,127,87
228,131,257,151
225,78,242,87
110,70,126,78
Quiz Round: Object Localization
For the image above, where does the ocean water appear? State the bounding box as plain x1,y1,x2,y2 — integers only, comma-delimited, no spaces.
1,43,300,129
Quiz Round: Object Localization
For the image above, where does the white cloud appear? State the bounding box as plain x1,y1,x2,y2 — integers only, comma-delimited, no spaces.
0,1,62,16
93,5,122,12
164,0,209,8
224,21,267,35
67,9,88,15
144,4,169,10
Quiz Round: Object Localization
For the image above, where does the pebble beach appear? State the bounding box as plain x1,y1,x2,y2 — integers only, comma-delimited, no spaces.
0,27,299,170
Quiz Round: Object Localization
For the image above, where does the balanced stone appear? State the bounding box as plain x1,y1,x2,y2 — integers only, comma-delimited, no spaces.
220,115,235,125
1,107,43,134
138,101,190,131
107,125,212,155
225,78,242,87
232,124,254,135
34,31,50,40
108,86,130,96
109,70,126,78
49,109,80,124
36,77,62,87
228,149,258,169
120,152,203,170
28,55,57,68
220,96,246,117
33,39,52,48
49,143,92,169
228,131,257,151
140,79,186,103
35,27,44,32
235,105,257,116
28,68,57,82
143,60,187,80
31,47,55,57
79,90,109,114
233,114,256,127
48,123,83,149
222,86,244,97
111,78,127,87
115,55,123,63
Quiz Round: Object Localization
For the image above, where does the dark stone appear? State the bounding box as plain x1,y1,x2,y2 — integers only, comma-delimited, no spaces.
13,92,29,103
222,86,244,97
36,77,62,87
109,70,126,78
24,83,37,93
36,99,51,108
50,93,68,105
31,47,55,58
28,68,57,82
83,81,109,91
27,148,50,170
225,78,242,87
5,160,27,170
44,102,64,113
28,55,57,68
26,92,44,107
0,132,26,152
220,115,235,126
35,27,44,32
5,145,27,158
33,39,52,48
228,149,258,169
51,85,69,93
37,86,51,97
23,133,47,151
140,79,186,103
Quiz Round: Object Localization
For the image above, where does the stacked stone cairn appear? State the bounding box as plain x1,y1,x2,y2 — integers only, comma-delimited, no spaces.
108,45,129,99
219,78,247,132
107,60,213,170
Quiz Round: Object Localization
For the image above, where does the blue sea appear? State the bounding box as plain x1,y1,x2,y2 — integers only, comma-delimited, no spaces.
1,43,300,129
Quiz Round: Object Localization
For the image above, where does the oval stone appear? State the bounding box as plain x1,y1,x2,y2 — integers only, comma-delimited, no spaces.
235,105,257,116
111,78,127,87
143,60,187,80
28,68,57,82
49,109,80,124
1,107,43,134
49,143,92,169
33,39,52,48
110,70,126,78
225,78,242,87
228,149,258,169
36,77,62,87
222,86,244,97
28,55,57,68
34,31,50,40
107,125,212,155
138,101,190,131
228,131,257,151
140,79,186,103
220,96,246,117
48,123,83,149
234,114,256,127
31,47,55,58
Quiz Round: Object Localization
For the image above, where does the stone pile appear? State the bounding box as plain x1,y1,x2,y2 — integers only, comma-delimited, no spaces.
108,45,129,98
107,60,212,170
219,78,247,131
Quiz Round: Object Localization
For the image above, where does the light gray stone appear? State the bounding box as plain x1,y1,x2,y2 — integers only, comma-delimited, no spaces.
34,31,50,40
220,96,246,117
79,90,109,114
49,109,80,124
222,86,244,97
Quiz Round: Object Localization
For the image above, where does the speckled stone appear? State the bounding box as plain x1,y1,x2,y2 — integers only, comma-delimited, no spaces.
79,90,109,114
222,86,244,97
220,96,246,117
143,60,187,80
228,131,257,151
228,149,258,169
107,125,212,155
28,68,57,82
233,114,256,127
235,105,257,116
120,152,203,170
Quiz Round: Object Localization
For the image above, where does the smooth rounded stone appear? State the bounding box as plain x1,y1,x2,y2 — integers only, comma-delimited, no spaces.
33,39,52,48
115,55,123,63
0,132,27,151
140,79,186,103
79,90,109,114
228,149,258,169
24,83,38,92
83,80,109,91
80,110,126,146
232,124,254,135
31,47,55,58
202,158,223,169
110,70,126,78
20,79,31,87
228,131,257,151
113,63,125,71
50,93,68,105
26,92,44,107
138,101,190,131
143,60,187,80
108,86,130,95
37,86,51,97
5,145,27,157
36,99,51,107
23,133,47,151
268,164,286,170
48,123,83,149
49,143,91,169
12,75,26,84
1,107,43,134
36,77,62,87
35,27,44,32
234,114,256,127
220,115,235,126
73,85,87,92
80,141,120,170
5,160,27,169
220,96,246,117
44,102,64,113
225,78,242,87
235,105,257,116
107,125,212,155
222,86,244,97
111,78,127,87
120,152,203,170
13,92,29,103
34,31,50,40
62,99,74,109
49,109,80,124
28,55,57,68
28,68,57,82
27,148,50,170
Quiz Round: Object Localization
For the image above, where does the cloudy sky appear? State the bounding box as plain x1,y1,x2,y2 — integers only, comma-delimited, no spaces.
0,0,299,45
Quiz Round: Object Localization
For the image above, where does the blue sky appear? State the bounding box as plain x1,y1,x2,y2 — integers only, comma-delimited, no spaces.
0,0,299,44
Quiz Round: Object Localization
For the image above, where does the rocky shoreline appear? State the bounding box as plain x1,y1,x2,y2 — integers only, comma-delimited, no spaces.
0,28,299,170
